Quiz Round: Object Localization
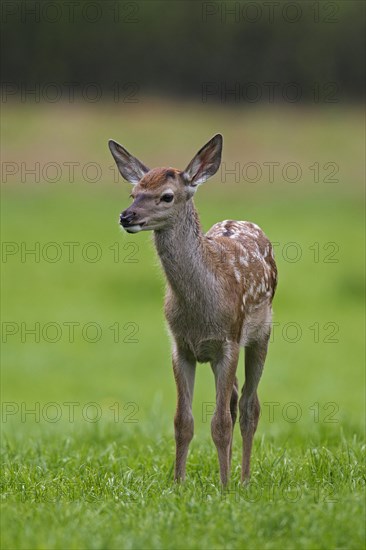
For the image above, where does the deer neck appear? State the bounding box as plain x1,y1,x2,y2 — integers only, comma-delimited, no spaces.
154,200,212,301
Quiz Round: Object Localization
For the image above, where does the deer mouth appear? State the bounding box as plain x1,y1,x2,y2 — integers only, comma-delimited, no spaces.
124,222,145,233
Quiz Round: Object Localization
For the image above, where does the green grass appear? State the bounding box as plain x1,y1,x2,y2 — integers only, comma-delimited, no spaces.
1,427,365,550
1,102,365,549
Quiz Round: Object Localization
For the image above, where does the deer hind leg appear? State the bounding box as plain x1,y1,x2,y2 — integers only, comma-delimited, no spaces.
239,335,269,482
211,342,240,486
172,345,196,482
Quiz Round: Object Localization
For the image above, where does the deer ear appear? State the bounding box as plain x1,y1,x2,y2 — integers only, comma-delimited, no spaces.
108,139,150,184
183,134,223,187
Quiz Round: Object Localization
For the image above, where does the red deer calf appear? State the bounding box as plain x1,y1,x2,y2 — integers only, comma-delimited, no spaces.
109,134,277,485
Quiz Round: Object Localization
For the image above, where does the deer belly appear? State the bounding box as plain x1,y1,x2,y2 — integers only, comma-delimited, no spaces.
190,339,223,363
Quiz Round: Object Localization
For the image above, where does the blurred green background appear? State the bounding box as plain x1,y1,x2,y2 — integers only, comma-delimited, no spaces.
1,1,365,549
2,100,364,431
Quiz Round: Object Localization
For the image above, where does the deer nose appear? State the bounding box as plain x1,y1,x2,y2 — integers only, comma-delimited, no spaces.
119,210,136,226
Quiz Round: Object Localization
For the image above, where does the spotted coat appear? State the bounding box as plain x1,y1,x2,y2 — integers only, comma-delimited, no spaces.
206,219,277,310
155,202,278,362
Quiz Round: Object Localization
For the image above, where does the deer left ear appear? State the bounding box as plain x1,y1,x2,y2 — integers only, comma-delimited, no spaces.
183,134,223,187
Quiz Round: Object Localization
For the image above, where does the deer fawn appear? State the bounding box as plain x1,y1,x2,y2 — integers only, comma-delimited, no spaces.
109,134,277,485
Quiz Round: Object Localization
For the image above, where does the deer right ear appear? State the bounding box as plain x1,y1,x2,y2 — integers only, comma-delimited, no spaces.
108,139,150,184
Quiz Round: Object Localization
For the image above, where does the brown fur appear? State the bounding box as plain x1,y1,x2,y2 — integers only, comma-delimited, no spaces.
139,167,180,190
109,135,277,485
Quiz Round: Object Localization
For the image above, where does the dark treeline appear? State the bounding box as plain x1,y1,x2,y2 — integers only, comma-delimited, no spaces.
1,0,364,103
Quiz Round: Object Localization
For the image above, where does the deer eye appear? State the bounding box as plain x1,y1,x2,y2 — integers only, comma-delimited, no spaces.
161,193,174,203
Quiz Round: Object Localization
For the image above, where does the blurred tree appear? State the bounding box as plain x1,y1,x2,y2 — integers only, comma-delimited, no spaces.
1,0,364,102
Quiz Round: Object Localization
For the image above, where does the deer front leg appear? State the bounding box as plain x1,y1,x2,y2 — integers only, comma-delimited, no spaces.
211,341,240,486
229,376,239,468
172,345,196,482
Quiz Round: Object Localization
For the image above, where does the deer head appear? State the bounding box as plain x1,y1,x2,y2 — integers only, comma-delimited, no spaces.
108,134,223,233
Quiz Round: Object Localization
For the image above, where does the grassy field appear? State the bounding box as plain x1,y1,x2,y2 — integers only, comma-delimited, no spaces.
1,101,365,549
